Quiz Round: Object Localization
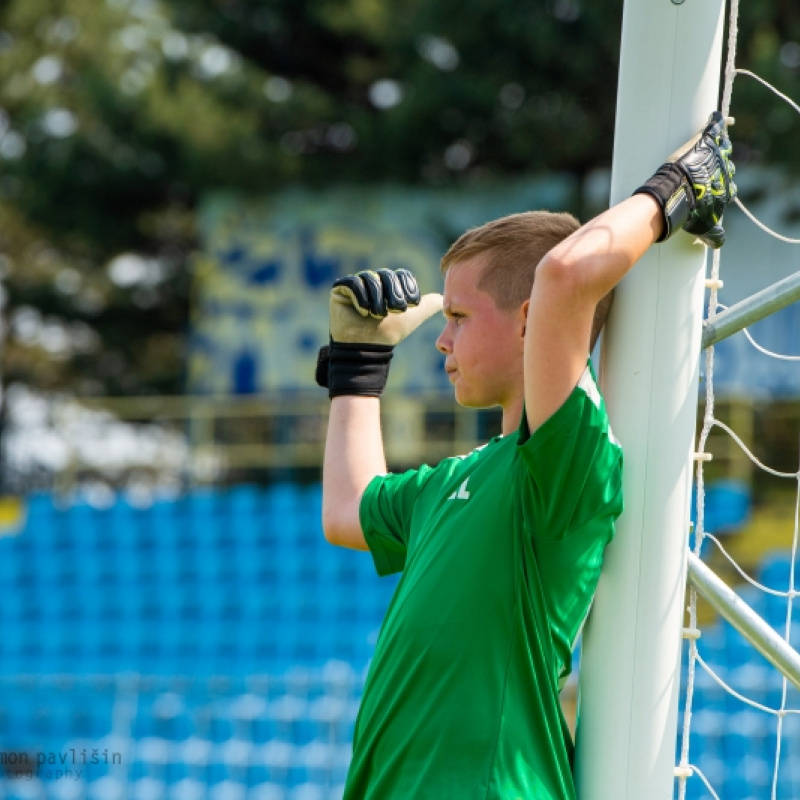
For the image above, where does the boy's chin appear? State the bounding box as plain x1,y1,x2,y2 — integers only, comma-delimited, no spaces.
454,386,495,410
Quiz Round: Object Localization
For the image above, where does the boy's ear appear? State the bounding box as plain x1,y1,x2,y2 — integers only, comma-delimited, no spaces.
520,299,530,339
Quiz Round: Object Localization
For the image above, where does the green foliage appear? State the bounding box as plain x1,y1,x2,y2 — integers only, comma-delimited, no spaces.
726,0,800,172
0,0,797,399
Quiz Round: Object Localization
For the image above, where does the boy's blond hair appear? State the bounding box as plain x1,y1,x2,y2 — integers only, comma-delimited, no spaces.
441,210,614,351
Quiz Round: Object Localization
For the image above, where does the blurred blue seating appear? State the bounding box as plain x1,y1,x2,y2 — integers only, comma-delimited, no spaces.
759,551,795,591
691,479,752,536
12,483,800,800
0,482,383,672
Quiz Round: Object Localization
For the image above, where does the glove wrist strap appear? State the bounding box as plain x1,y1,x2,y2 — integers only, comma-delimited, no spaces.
316,341,394,398
633,162,694,242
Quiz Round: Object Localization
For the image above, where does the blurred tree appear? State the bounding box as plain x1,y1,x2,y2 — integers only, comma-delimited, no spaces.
725,0,800,195
0,0,797,406
166,0,623,183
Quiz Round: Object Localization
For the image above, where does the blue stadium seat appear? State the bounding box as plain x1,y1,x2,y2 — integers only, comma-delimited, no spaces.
287,783,326,800
759,552,795,593
264,485,304,541
688,664,726,716
177,492,225,547
685,707,724,758
5,782,45,800
63,501,104,547
728,662,777,708
684,756,725,799
136,735,174,773
299,486,323,527
0,590,35,623
131,777,168,800
249,783,286,800
219,737,253,777
25,492,58,523
209,779,248,800
308,696,352,745
726,709,773,767
776,714,800,799
225,484,262,515
230,550,271,586
728,751,773,798
84,776,125,800
692,480,751,536
720,622,755,670
229,694,273,744
149,500,181,545
168,777,207,800
151,693,193,741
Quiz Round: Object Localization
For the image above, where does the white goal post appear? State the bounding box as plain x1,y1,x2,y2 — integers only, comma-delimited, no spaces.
574,1,728,798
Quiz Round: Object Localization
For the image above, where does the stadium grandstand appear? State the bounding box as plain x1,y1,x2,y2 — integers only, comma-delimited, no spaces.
0,474,796,798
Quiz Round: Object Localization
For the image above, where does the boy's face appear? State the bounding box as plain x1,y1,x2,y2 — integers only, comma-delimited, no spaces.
436,255,526,410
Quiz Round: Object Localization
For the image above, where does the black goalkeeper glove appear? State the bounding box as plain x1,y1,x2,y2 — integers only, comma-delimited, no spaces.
634,111,737,249
315,268,443,398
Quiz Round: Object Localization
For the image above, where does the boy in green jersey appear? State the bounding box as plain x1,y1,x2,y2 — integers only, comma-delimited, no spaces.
315,113,736,799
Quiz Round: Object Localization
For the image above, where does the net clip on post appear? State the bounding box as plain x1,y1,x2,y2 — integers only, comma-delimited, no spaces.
693,452,713,462
674,765,694,779
704,278,724,290
682,627,701,640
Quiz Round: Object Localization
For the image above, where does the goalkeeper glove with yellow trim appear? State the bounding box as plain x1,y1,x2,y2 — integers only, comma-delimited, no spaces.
635,111,737,249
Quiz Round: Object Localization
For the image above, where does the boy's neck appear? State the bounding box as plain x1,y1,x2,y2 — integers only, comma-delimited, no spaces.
501,395,524,437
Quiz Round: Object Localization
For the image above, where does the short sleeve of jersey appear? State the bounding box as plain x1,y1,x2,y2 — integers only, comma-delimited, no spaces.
517,362,623,681
517,361,623,542
359,465,435,577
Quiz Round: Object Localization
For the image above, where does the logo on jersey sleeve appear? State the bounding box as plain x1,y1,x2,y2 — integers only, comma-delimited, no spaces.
447,478,471,501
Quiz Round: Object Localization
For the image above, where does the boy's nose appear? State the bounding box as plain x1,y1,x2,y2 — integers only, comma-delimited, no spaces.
435,325,451,354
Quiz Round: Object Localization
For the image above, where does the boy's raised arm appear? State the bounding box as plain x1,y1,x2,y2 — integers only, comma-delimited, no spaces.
323,396,385,551
523,112,737,433
317,269,442,549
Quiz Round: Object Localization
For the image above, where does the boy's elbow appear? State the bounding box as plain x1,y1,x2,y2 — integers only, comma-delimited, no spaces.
323,524,344,547
322,506,355,547
322,508,343,546
322,503,368,550
536,251,594,303
537,251,579,288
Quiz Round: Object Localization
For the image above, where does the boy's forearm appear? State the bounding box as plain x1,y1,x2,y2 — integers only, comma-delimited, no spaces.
522,194,665,432
322,396,386,549
542,111,736,302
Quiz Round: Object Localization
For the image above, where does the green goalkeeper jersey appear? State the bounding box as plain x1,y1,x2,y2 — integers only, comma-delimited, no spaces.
344,363,623,800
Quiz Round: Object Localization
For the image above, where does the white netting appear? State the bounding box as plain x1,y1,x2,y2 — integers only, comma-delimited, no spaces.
677,0,800,797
